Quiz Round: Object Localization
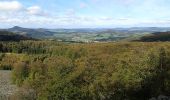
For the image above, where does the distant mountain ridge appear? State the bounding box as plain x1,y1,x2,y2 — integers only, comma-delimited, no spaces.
6,26,55,39
2,26,170,42
6,26,170,33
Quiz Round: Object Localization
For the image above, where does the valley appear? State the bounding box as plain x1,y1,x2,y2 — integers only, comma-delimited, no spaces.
2,26,170,42
1,0,170,99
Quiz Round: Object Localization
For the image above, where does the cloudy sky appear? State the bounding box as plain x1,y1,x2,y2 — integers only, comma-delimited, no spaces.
0,0,170,28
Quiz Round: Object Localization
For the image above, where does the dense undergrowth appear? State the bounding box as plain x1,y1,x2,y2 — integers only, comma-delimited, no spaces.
0,41,170,100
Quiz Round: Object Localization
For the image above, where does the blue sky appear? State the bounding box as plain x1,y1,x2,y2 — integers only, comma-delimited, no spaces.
0,0,170,28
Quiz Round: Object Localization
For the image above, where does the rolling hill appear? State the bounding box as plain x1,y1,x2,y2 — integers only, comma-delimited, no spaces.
136,31,170,42
7,26,55,39
0,31,34,41
2,26,170,42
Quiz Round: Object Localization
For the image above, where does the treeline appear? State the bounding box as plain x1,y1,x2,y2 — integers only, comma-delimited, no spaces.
1,41,170,100
0,41,62,54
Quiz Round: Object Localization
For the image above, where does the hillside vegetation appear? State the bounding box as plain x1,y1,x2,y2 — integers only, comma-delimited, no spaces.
0,31,34,41
136,31,170,42
0,41,170,100
6,26,55,39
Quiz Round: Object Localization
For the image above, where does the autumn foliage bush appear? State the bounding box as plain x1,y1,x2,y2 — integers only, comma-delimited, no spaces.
1,41,170,99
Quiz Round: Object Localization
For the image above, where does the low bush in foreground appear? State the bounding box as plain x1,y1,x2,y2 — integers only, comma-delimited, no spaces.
1,41,170,99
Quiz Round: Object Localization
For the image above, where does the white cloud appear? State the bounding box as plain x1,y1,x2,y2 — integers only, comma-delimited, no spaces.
0,1,47,16
0,0,170,28
1,13,170,28
0,1,23,11
27,6,47,16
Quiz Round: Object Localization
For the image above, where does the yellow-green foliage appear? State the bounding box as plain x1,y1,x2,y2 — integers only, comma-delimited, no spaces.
1,41,170,100
0,53,26,70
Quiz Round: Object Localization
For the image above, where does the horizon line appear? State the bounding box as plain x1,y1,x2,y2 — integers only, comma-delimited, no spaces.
1,26,170,30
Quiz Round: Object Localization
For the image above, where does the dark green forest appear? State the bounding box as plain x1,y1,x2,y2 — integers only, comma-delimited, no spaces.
0,40,170,100
0,31,34,41
136,32,170,42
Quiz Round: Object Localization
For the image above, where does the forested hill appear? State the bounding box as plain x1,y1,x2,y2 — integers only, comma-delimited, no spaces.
0,31,34,41
7,26,55,39
136,31,170,42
